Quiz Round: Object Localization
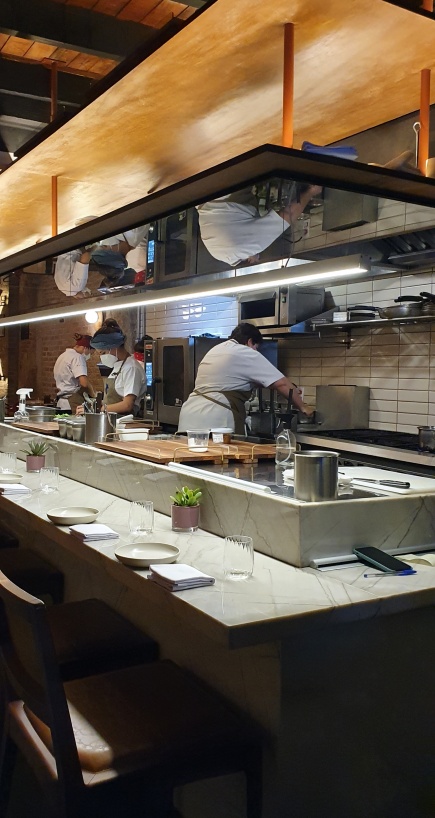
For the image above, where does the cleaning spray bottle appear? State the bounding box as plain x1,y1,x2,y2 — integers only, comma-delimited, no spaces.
14,388,33,421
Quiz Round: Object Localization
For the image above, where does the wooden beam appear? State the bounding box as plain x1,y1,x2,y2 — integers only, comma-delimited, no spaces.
419,68,431,174
282,23,294,148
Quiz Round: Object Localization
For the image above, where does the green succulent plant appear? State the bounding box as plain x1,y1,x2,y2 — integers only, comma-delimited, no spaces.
21,439,54,457
170,486,202,507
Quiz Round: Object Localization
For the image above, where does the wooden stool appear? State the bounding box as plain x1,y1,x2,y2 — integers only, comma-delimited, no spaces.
0,548,64,603
0,574,262,818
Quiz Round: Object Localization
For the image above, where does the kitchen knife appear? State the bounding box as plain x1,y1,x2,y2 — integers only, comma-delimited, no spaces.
351,478,411,489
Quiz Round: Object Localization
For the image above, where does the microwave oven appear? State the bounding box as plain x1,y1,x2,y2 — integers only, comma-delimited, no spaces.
238,285,325,330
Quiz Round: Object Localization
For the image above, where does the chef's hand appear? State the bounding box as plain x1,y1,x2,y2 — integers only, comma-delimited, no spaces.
76,405,84,415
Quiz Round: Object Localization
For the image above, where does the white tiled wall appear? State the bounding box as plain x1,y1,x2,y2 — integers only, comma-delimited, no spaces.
279,269,435,434
145,295,238,338
146,272,435,434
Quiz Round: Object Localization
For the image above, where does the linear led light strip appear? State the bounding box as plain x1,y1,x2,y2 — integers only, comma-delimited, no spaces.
0,255,369,328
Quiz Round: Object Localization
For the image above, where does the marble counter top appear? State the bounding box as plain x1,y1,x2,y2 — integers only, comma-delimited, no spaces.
3,463,435,649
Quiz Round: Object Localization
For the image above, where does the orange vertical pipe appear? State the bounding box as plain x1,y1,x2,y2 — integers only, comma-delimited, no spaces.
421,1,433,13
51,176,58,236
282,23,294,148
50,62,58,123
419,68,431,175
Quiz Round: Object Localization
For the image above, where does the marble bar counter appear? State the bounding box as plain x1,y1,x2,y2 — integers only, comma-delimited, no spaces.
3,422,435,569
2,460,435,817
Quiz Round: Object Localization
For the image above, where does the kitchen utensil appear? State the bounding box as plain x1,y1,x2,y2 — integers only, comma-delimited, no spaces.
419,292,435,316
413,121,421,166
294,450,339,502
418,425,435,452
26,406,57,422
117,428,150,441
72,421,86,443
115,542,179,568
57,418,69,438
351,478,411,488
85,412,117,444
47,507,99,525
82,392,97,413
348,305,377,321
377,295,424,319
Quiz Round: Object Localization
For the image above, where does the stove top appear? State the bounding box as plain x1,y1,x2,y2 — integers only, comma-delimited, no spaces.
323,429,421,451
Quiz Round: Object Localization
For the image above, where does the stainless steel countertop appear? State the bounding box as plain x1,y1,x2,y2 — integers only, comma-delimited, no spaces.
296,432,435,469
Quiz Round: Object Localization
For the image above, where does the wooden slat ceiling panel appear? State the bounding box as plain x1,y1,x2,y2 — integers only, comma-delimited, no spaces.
24,42,59,61
3,0,435,260
117,0,171,23
145,1,189,28
1,37,33,58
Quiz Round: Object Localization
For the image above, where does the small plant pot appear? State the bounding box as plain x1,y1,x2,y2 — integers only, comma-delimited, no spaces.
26,455,46,473
171,504,200,533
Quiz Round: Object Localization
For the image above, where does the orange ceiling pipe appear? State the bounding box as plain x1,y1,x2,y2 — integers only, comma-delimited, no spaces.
421,0,434,13
282,23,294,148
419,68,431,174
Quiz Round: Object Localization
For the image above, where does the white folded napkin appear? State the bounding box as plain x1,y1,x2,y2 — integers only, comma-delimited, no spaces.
0,483,31,495
69,523,119,541
149,563,215,592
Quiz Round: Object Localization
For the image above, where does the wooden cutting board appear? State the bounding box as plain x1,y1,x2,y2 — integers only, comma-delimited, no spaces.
12,421,59,435
95,439,276,464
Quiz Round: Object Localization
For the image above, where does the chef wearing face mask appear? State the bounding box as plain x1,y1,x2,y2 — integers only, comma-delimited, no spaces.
89,319,146,416
53,334,95,412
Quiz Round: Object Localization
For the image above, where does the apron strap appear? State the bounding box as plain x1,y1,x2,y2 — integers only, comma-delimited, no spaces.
192,389,251,435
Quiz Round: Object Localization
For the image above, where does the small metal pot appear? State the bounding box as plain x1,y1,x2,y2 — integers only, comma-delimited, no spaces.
72,421,86,443
57,418,69,438
85,412,117,444
26,406,57,422
377,296,423,319
294,450,339,502
418,426,435,452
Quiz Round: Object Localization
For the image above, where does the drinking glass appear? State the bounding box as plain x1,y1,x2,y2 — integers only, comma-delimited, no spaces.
223,535,254,581
40,466,60,493
0,452,17,473
129,501,154,536
186,430,209,452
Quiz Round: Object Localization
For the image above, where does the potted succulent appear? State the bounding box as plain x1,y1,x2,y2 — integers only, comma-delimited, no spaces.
170,486,202,532
21,439,53,472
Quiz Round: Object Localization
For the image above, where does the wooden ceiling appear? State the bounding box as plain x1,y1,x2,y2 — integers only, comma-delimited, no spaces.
2,0,435,261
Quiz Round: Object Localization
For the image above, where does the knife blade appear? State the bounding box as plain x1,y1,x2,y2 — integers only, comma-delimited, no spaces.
352,478,411,489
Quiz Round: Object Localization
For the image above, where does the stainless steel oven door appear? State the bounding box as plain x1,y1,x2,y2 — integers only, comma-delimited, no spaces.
156,338,195,425
237,289,279,328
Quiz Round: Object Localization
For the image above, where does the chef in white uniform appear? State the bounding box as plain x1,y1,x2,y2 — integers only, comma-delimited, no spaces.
89,319,146,416
53,333,95,412
196,185,321,267
178,322,312,434
54,225,149,297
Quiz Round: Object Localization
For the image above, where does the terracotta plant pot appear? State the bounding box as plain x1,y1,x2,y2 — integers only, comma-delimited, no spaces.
26,455,46,473
171,504,200,533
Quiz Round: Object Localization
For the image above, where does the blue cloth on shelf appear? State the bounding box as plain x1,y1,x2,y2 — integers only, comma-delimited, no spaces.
301,141,358,160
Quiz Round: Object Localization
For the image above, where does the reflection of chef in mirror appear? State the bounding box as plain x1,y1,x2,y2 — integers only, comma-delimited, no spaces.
196,184,322,267
53,333,95,412
88,319,146,416
53,225,149,297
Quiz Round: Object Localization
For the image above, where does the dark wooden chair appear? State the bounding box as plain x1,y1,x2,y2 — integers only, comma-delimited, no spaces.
0,529,19,549
0,572,263,818
0,548,64,603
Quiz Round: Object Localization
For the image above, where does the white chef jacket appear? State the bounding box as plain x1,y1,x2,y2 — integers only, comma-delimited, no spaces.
53,348,87,409
105,356,146,412
178,339,284,432
54,250,89,297
196,196,288,267
54,226,149,296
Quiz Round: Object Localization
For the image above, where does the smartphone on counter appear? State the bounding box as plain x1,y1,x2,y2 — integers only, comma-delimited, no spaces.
353,546,411,573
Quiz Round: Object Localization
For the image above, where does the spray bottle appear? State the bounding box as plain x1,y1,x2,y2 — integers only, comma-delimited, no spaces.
14,388,33,421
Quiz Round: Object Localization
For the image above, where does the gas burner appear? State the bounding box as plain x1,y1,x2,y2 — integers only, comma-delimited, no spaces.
324,429,420,451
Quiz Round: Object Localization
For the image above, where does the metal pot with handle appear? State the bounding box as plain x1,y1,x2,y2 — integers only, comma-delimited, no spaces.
419,292,435,316
377,295,424,319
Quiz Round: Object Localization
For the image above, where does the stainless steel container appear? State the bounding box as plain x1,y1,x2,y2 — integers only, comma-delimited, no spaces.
58,418,69,438
72,420,86,443
418,426,435,452
294,450,339,502
26,406,56,422
65,420,75,439
0,397,5,423
315,385,369,431
85,412,117,444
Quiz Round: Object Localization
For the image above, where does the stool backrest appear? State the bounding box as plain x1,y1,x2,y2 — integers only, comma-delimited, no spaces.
0,570,84,802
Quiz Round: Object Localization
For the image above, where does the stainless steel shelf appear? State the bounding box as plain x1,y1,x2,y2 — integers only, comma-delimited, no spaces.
311,315,435,331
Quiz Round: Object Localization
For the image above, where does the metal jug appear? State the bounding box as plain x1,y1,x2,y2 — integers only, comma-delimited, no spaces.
85,412,117,444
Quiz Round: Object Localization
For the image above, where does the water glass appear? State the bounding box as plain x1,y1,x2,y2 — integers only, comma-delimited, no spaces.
186,430,209,452
0,452,17,473
40,466,60,493
223,535,254,581
129,500,154,536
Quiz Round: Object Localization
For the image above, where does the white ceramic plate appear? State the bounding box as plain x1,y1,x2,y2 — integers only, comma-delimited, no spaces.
47,506,99,525
115,542,180,568
0,473,23,483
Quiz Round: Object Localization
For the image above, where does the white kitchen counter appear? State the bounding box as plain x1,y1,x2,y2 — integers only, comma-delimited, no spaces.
2,461,435,818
